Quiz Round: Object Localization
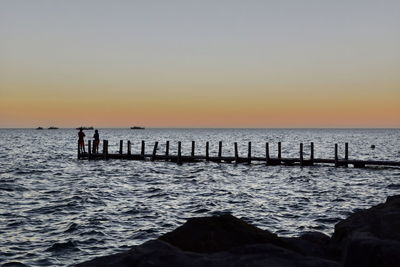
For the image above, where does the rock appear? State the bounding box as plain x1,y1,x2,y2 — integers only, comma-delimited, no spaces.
159,214,291,253
342,232,400,267
332,196,400,244
330,195,400,266
76,240,202,267
77,239,340,267
77,214,339,267
283,231,331,258
222,243,340,267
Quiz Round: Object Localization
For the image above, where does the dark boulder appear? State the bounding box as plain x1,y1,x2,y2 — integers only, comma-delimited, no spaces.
330,195,400,266
342,233,400,267
77,239,340,267
77,214,339,267
283,231,331,258
159,214,291,253
76,240,203,267
332,196,400,244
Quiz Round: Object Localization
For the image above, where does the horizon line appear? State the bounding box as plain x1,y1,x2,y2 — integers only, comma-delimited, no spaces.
1,126,399,129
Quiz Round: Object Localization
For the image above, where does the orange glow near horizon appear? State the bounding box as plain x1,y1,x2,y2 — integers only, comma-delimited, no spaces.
1,78,399,128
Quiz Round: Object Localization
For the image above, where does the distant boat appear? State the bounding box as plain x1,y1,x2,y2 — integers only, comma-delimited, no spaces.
48,127,59,130
130,126,145,130
76,126,94,130
36,127,43,130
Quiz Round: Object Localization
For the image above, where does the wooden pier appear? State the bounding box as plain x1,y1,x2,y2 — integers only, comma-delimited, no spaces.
78,140,400,169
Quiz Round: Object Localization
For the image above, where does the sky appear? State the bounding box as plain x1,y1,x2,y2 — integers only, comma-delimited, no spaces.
0,0,399,128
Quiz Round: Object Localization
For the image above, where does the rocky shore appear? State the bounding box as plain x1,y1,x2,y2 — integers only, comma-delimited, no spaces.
77,195,400,267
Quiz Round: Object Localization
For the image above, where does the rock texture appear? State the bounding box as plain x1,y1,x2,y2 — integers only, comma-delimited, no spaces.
330,195,400,267
77,239,339,267
77,195,400,267
282,231,331,258
159,214,291,253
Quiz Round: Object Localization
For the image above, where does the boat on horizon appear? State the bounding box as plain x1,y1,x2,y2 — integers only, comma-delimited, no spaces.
36,127,43,130
130,126,145,130
48,127,59,130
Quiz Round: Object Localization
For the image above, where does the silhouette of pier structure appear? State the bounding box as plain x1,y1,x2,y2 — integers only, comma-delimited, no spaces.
77,140,400,168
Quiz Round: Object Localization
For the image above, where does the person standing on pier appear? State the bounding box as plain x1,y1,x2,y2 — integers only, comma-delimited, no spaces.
78,128,86,153
93,129,100,153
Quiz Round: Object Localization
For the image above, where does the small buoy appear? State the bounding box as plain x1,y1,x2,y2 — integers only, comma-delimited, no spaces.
371,145,375,149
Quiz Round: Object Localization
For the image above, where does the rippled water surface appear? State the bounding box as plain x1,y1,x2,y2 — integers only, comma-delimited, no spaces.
1,128,400,266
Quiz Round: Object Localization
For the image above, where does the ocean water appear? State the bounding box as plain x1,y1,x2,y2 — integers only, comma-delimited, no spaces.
1,128,399,266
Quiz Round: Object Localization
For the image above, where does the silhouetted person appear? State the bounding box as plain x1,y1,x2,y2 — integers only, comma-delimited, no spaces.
93,129,100,153
78,128,86,153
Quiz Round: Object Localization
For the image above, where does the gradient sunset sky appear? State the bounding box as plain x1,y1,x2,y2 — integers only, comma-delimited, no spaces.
1,1,399,128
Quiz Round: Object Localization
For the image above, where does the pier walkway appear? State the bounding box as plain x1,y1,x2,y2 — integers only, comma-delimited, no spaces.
77,140,400,169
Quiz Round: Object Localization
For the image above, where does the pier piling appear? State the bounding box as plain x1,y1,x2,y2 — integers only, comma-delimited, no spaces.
335,144,339,167
127,141,131,155
278,142,282,160
206,142,209,161
103,140,108,159
234,142,239,163
248,142,252,164
141,141,145,157
265,142,270,165
151,142,158,161
310,142,314,165
218,141,222,159
166,141,170,156
300,143,303,166
177,141,182,164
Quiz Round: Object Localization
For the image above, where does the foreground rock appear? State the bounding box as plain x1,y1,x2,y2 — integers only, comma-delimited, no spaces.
159,214,292,253
330,195,400,266
77,195,400,267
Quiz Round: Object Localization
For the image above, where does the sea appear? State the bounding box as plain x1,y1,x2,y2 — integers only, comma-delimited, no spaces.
1,128,399,266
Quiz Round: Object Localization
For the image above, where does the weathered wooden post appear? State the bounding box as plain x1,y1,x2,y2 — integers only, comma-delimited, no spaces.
344,142,349,167
234,142,239,163
278,142,282,160
206,142,209,161
102,140,106,156
166,141,170,156
177,141,182,164
92,140,96,153
107,140,110,156
119,140,123,155
103,140,108,159
141,140,145,157
191,141,195,157
106,140,109,156
151,141,158,161
310,142,314,165
77,140,81,159
265,142,270,165
335,144,339,167
127,141,131,155
88,140,92,159
218,141,222,159
300,143,303,166
248,142,252,164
